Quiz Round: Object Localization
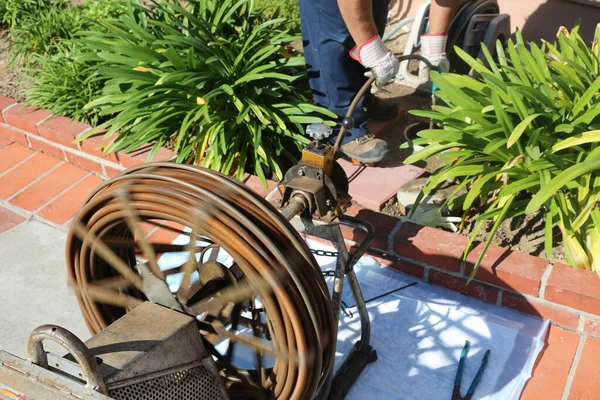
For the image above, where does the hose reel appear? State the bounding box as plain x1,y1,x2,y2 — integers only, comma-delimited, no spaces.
66,163,336,400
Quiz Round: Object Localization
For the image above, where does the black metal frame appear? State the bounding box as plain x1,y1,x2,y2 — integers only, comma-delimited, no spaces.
286,214,377,399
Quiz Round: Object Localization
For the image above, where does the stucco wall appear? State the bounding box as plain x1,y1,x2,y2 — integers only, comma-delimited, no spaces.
388,0,600,42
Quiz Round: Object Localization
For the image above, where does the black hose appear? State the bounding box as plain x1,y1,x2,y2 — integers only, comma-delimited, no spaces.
332,54,435,155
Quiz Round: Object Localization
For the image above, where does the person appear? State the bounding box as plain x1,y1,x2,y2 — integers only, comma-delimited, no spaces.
298,0,461,164
419,0,461,82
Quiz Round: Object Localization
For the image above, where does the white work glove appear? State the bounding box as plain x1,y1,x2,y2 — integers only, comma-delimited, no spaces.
350,35,399,87
400,205,463,232
418,34,450,83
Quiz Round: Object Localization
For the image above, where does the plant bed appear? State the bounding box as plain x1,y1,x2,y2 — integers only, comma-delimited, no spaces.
382,193,567,262
0,31,25,101
400,24,600,276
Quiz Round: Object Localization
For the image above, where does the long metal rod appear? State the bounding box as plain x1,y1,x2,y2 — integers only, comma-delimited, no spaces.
346,269,370,348
281,196,307,221
339,215,375,270
332,54,435,155
315,224,350,400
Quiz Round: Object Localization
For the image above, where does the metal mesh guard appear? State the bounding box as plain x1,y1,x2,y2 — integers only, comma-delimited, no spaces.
108,365,227,400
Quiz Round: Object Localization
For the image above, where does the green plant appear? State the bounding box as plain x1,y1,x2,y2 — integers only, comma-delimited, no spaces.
0,4,6,28
17,0,124,123
405,23,600,277
10,5,83,65
257,0,300,31
78,0,335,184
23,43,106,125
8,0,124,65
2,0,69,30
79,0,126,21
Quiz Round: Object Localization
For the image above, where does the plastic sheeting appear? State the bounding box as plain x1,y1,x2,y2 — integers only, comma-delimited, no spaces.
158,233,548,400
309,239,548,400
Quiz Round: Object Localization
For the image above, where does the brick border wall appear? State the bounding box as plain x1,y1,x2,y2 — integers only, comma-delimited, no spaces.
0,96,176,179
2,95,600,338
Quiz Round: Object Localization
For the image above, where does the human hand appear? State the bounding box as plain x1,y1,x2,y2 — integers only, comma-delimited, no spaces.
350,35,399,86
418,34,450,83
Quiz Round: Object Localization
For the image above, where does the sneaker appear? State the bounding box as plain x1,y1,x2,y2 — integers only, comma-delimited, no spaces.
364,94,399,121
340,134,390,164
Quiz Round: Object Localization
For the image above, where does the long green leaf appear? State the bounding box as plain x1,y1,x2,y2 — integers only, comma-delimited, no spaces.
552,130,600,151
526,158,600,213
467,195,516,283
572,77,600,116
507,114,543,148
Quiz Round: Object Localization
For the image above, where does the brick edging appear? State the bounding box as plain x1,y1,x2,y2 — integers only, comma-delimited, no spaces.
2,95,600,337
0,96,175,180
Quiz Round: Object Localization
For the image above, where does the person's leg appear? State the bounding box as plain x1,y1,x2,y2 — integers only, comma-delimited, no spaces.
428,0,460,34
373,0,389,36
299,0,390,163
298,0,368,144
363,0,400,121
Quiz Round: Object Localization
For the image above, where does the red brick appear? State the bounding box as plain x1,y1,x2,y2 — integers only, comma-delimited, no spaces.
37,174,104,225
0,143,36,174
428,270,498,304
0,137,13,150
464,243,548,296
545,263,600,315
521,326,580,400
375,254,424,279
11,163,88,211
0,153,61,199
28,136,65,159
243,174,278,198
118,145,175,168
38,116,90,149
340,205,399,252
104,165,125,178
266,185,283,204
570,337,600,400
501,292,580,330
0,207,26,234
583,318,600,339
138,221,160,239
0,124,28,145
78,132,118,162
147,220,187,245
339,158,425,211
65,152,104,175
3,104,52,135
393,222,468,272
0,97,17,122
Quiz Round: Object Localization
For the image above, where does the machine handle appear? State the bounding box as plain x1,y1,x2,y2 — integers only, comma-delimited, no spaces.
27,325,106,394
339,215,376,271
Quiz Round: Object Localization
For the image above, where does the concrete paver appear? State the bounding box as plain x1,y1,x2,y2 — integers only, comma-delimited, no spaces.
37,173,104,225
339,158,425,211
521,325,580,399
11,162,88,212
570,336,600,400
0,152,61,199
0,143,35,174
0,219,90,357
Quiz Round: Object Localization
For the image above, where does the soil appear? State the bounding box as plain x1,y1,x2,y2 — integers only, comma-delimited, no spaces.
0,30,26,101
463,211,565,262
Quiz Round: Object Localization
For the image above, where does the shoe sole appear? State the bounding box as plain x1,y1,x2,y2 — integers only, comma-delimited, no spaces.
346,149,391,165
